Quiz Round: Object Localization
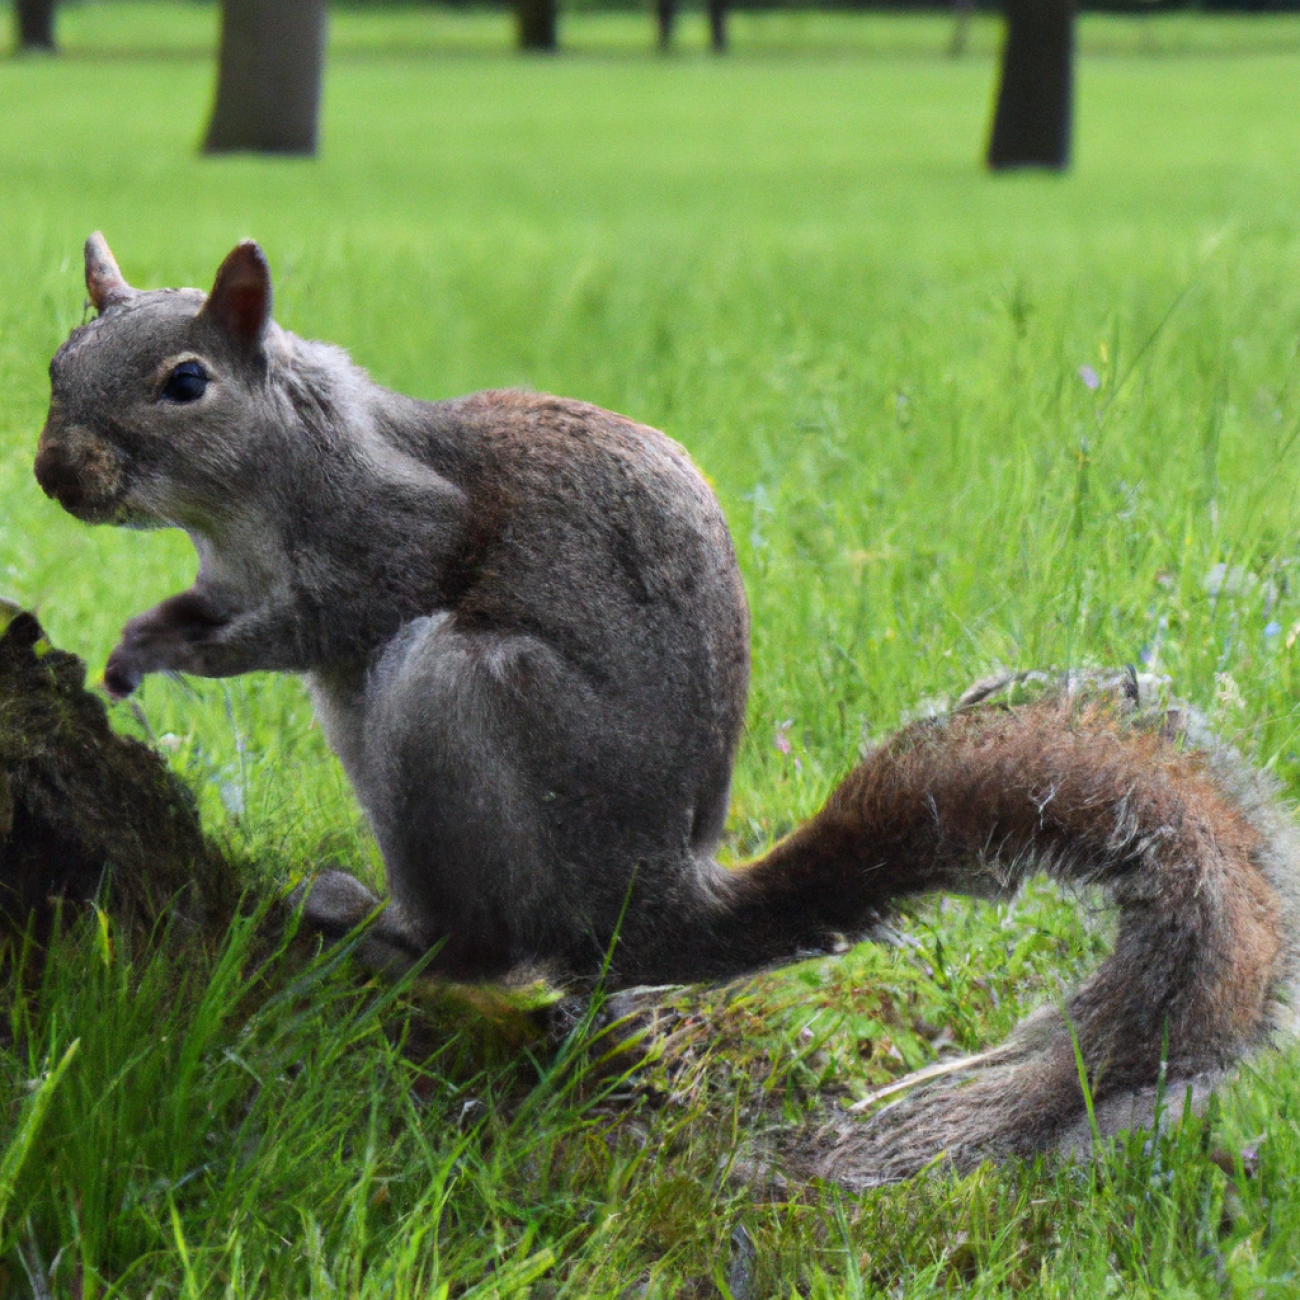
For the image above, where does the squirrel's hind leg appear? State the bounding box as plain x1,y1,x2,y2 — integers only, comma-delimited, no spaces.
290,868,429,973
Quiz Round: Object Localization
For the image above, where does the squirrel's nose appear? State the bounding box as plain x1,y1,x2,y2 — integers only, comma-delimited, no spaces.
34,441,88,509
34,417,124,522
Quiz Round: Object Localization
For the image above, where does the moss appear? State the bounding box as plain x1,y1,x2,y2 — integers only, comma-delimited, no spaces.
0,608,236,940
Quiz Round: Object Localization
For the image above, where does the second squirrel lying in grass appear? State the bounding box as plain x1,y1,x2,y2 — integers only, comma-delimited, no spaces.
32,234,1300,1184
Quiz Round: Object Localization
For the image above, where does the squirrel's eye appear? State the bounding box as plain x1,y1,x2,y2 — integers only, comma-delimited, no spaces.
161,361,209,403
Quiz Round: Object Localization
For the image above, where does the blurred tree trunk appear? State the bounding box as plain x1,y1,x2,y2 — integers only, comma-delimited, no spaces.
516,0,557,51
657,0,724,54
986,0,1074,170
657,0,675,51
204,0,326,155
708,0,727,53
948,0,975,58
15,0,56,51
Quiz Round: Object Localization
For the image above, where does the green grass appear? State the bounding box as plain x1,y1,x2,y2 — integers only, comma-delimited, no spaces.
3,4,1300,1294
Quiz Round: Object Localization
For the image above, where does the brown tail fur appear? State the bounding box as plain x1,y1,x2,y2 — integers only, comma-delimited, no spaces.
686,672,1300,1186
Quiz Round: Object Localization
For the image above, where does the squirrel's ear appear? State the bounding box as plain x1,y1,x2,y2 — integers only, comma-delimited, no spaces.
84,232,134,313
201,241,272,352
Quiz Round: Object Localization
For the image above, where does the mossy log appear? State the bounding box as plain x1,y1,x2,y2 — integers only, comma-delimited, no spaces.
0,603,231,940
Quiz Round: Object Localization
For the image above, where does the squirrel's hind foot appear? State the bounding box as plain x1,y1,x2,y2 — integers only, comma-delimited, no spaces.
290,868,428,973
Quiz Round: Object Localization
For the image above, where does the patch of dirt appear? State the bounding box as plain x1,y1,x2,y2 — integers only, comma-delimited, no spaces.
0,603,234,941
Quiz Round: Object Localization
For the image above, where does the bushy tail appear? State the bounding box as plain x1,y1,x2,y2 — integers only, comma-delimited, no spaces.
719,672,1300,1186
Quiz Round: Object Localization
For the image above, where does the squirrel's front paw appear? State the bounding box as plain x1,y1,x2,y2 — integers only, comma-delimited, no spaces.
104,628,180,698
103,650,143,699
102,591,228,697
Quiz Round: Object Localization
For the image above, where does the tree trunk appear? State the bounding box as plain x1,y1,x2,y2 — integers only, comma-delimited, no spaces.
15,0,56,51
657,0,675,52
986,0,1074,171
708,0,727,53
948,0,975,59
203,0,326,156
515,0,557,52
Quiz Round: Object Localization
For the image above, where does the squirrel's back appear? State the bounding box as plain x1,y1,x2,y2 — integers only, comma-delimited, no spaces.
415,388,749,722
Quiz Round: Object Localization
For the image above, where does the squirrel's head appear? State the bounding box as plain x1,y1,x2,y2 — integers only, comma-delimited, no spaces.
35,234,280,530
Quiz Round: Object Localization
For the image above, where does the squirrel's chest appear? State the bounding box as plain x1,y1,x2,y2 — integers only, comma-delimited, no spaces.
304,665,372,799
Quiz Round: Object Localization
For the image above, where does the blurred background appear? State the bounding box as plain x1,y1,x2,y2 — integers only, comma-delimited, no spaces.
3,0,1300,845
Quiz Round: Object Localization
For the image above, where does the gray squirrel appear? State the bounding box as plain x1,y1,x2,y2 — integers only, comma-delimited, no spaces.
32,235,1300,1184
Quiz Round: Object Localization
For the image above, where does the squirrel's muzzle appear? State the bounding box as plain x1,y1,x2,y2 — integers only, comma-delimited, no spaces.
34,416,126,524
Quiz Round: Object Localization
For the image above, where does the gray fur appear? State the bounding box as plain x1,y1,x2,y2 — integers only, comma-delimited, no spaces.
36,237,750,985
34,239,1300,1187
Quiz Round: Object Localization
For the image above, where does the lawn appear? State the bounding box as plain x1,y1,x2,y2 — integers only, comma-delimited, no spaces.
2,3,1300,1295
